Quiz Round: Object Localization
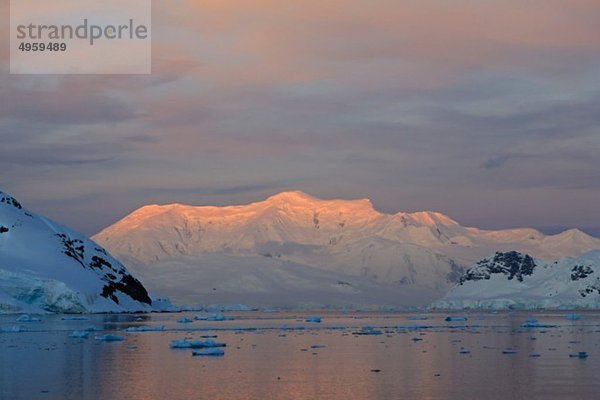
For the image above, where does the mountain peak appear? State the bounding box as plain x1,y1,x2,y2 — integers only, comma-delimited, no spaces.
264,191,317,203
262,191,376,212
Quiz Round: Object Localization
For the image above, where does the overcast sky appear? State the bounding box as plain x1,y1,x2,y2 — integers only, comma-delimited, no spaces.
1,0,599,236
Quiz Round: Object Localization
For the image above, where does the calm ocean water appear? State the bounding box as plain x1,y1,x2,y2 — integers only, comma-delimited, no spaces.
1,311,598,400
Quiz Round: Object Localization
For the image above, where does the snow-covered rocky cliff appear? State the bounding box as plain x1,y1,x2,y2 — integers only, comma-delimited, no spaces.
433,250,600,309
0,190,152,314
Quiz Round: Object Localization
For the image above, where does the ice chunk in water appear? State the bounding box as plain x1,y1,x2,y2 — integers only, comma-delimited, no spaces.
94,334,125,341
445,316,467,322
354,327,383,335
194,314,230,321
178,317,193,323
192,348,225,356
305,316,322,323
16,314,41,322
170,339,226,349
569,352,588,358
170,339,193,349
520,318,558,328
69,330,89,339
565,313,583,321
124,325,165,332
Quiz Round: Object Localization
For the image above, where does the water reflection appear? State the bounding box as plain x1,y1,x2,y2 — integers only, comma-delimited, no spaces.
1,312,599,399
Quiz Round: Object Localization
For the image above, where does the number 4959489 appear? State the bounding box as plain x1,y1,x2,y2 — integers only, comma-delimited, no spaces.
18,42,67,52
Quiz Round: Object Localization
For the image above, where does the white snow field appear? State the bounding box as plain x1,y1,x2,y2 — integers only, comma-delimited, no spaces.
0,190,153,314
433,250,600,309
92,191,600,308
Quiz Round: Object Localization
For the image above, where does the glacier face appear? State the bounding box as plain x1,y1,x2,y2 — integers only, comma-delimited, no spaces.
0,190,152,314
92,191,600,307
433,250,600,310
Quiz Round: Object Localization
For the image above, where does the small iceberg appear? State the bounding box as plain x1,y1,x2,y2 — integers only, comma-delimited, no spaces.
94,334,125,342
445,316,467,322
124,325,165,332
192,348,225,356
569,352,588,359
169,339,226,349
305,316,321,323
353,327,383,335
178,317,193,324
170,339,194,349
194,314,231,321
84,326,100,332
16,314,41,322
565,313,583,321
520,318,558,328
69,331,89,339
407,316,429,321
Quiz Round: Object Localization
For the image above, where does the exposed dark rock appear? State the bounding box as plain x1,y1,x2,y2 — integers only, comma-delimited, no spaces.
56,234,85,267
571,265,594,281
101,274,152,305
460,251,536,284
0,194,22,209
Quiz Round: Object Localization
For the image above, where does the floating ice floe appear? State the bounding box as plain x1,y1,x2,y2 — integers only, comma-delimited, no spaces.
407,316,429,321
194,314,231,321
169,339,226,349
84,326,100,332
178,317,193,323
569,352,588,358
192,348,225,356
445,316,468,322
16,314,41,322
94,334,125,341
305,316,321,323
353,327,383,335
565,313,583,321
69,330,89,339
124,325,165,332
520,317,558,328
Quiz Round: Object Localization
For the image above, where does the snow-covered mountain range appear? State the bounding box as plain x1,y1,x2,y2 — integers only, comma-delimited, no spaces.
433,250,600,309
92,191,600,308
0,190,152,314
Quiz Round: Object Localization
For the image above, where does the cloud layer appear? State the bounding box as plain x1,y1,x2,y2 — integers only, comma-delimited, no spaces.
1,0,599,235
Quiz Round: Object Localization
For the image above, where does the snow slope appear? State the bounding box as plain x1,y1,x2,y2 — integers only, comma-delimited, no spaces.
92,191,600,307
123,253,440,309
432,250,600,310
0,190,152,314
